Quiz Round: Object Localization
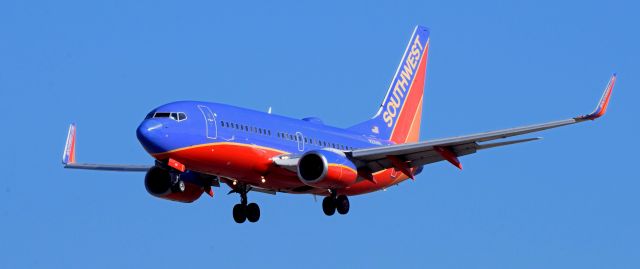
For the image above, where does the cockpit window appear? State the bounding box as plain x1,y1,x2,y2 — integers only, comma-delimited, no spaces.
151,112,187,122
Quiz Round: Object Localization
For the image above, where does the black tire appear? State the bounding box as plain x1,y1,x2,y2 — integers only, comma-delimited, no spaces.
336,195,350,215
322,196,336,216
246,203,260,223
233,204,246,223
171,180,186,193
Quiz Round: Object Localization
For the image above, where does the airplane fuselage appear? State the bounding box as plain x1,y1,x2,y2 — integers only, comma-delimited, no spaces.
136,101,415,196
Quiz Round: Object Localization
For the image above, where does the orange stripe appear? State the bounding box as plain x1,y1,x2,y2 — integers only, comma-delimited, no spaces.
328,164,357,174
404,97,423,143
152,142,289,158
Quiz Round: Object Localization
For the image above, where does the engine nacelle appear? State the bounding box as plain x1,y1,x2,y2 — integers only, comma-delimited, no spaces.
297,149,358,189
144,166,204,203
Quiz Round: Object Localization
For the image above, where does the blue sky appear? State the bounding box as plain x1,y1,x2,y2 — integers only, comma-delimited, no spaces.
1,0,638,268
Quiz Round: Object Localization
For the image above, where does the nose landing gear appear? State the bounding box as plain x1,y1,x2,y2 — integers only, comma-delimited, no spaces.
170,173,186,193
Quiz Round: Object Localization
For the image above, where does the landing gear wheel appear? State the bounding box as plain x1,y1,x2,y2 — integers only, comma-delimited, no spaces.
336,195,350,215
322,196,336,216
246,203,261,223
232,204,246,223
171,180,186,193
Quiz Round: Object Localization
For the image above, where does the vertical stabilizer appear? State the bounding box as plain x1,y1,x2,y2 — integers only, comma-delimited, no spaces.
348,26,430,144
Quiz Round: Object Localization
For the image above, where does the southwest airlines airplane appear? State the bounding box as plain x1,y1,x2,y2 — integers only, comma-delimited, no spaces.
62,26,616,223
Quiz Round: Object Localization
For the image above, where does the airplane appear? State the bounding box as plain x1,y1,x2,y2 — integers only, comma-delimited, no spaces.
62,25,616,223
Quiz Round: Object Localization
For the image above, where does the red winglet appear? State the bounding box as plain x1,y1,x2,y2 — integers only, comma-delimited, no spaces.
62,123,77,165
387,155,414,180
168,158,186,172
578,73,616,120
433,146,463,170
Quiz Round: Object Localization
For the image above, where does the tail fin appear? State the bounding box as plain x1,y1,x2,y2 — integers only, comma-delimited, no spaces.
348,25,430,144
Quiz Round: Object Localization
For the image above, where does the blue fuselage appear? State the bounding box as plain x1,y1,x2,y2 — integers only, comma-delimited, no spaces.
137,101,392,158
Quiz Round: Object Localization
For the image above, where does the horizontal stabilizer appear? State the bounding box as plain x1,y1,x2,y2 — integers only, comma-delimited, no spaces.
62,124,151,172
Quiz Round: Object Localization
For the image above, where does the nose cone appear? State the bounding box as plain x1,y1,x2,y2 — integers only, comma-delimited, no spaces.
136,119,166,154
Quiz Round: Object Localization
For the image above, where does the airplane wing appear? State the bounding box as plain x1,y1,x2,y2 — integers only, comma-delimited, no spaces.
62,123,151,172
275,74,616,177
352,74,616,175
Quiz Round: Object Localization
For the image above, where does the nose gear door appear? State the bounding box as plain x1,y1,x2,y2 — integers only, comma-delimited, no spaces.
197,105,218,139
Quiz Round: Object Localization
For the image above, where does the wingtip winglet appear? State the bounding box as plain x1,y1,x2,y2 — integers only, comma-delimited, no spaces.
577,73,616,121
62,123,77,165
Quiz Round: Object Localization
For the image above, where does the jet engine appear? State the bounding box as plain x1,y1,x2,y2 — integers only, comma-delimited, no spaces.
144,166,204,203
297,149,359,189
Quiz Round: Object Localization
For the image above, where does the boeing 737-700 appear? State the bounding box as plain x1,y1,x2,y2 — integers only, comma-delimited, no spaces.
62,26,616,223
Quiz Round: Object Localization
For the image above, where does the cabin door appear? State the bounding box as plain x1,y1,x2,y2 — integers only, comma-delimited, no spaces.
296,132,305,152
197,105,218,139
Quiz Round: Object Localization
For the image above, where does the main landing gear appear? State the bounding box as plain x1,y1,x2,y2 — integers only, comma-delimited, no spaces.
230,184,261,223
322,191,349,216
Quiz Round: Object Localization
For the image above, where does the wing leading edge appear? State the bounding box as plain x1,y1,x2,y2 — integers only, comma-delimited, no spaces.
62,123,151,172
